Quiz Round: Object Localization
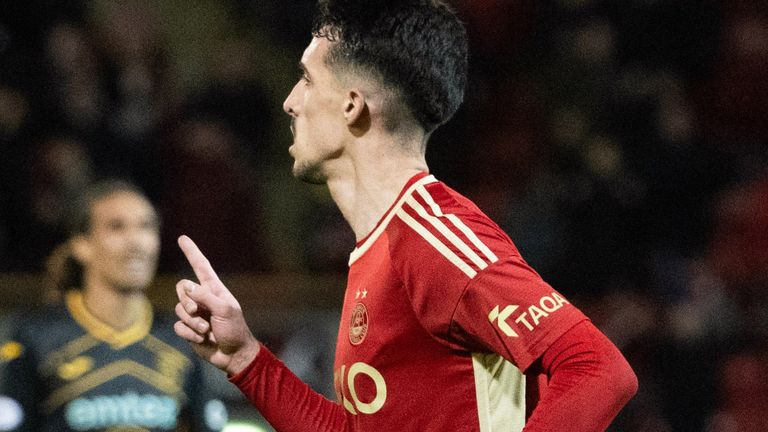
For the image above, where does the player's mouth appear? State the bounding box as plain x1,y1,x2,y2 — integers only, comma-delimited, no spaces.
122,255,153,271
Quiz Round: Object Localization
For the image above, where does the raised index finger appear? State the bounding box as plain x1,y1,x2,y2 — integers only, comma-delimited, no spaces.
178,235,220,284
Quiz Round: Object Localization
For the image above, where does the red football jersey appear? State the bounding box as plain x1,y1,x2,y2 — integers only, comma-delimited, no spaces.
333,173,587,431
231,172,589,431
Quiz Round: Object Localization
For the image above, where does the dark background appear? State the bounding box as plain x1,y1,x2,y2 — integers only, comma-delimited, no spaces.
1,1,767,430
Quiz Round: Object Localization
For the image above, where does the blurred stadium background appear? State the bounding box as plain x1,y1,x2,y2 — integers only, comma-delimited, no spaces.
1,0,767,431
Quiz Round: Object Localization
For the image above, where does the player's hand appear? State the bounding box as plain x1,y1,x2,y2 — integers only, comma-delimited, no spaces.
174,235,260,375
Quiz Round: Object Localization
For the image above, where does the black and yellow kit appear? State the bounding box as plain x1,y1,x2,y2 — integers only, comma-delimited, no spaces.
0,291,228,432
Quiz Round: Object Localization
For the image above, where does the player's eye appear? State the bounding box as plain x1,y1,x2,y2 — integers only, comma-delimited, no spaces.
141,218,160,232
107,220,126,231
298,65,310,84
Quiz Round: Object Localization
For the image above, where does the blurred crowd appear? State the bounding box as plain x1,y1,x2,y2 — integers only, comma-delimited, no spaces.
1,0,767,431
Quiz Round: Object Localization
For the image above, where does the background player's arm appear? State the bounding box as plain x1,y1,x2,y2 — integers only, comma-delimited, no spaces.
1,334,42,432
184,357,230,432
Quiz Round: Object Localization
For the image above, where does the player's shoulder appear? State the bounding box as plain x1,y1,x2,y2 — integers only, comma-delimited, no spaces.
13,304,71,333
393,178,517,256
423,181,495,219
148,311,197,355
350,174,519,274
150,310,178,329
6,303,77,356
384,177,522,282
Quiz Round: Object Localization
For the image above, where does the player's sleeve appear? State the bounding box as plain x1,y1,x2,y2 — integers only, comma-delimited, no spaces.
391,182,587,369
398,207,637,428
229,344,352,432
0,330,42,432
522,320,638,432
440,235,637,429
449,253,588,371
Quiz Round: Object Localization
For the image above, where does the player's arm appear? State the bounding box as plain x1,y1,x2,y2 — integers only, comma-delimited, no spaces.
521,320,638,432
447,254,637,431
174,236,350,432
0,335,42,431
183,357,229,432
227,344,350,432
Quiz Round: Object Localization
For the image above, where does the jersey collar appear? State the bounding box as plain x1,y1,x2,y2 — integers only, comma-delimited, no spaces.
348,172,437,266
66,290,153,349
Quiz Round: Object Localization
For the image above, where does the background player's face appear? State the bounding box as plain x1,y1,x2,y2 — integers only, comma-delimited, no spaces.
78,191,160,293
283,37,349,184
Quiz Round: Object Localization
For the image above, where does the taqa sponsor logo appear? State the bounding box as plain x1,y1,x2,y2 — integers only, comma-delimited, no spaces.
489,292,570,337
65,392,178,430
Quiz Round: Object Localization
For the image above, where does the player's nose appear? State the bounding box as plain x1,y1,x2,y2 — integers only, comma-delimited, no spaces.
283,82,301,117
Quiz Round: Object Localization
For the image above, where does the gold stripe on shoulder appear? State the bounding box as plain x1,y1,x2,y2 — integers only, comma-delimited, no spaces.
0,341,23,362
143,335,191,366
40,334,99,376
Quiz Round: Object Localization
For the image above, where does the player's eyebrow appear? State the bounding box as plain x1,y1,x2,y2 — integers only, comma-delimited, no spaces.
298,61,312,79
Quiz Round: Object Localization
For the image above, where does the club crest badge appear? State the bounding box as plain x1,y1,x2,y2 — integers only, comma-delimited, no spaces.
349,303,369,345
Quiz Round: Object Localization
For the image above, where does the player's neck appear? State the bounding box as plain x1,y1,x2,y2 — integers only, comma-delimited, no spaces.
326,138,428,241
81,281,146,331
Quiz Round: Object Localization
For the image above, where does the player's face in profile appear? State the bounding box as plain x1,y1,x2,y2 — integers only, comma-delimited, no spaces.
283,37,348,184
82,192,160,293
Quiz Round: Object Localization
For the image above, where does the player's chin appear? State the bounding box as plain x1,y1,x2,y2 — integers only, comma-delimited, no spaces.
114,277,151,293
293,161,327,185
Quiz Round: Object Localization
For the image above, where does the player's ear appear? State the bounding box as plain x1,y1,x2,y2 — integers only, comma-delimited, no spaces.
343,88,368,128
69,236,93,265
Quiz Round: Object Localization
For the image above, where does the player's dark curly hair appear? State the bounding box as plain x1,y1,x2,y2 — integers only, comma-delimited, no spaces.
45,180,154,298
312,0,468,134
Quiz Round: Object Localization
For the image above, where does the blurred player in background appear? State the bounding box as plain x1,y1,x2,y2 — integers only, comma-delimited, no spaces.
0,180,228,432
173,0,638,431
